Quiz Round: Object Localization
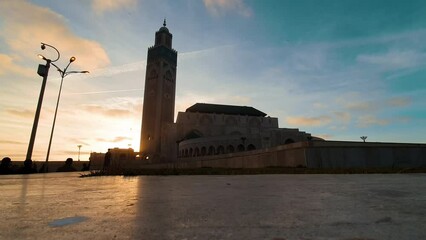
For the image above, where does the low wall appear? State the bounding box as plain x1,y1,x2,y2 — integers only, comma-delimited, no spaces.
12,161,89,172
130,143,309,169
129,141,426,170
305,141,426,168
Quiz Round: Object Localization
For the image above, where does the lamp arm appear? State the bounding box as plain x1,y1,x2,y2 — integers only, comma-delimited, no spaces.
50,62,65,77
40,42,60,62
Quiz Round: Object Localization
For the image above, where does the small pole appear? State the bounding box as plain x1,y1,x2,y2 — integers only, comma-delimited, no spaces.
77,145,82,161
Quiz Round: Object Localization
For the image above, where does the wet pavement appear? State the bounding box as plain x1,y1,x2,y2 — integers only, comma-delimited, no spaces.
0,172,425,240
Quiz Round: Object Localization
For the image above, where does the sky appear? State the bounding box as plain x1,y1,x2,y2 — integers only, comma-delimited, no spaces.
1,0,426,162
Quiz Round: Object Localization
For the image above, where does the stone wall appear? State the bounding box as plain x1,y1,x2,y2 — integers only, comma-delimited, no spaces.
129,141,426,170
305,141,426,168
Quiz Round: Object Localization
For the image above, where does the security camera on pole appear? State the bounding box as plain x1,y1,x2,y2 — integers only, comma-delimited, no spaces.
25,43,59,166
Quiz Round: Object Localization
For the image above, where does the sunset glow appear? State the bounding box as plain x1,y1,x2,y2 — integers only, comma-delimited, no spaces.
1,0,426,161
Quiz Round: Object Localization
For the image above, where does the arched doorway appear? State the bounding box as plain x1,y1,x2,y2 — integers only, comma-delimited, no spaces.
208,146,215,155
227,145,235,153
247,144,256,151
217,145,225,155
237,144,245,152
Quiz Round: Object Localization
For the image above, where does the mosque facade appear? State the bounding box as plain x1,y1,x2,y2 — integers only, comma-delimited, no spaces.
139,22,321,163
90,22,425,170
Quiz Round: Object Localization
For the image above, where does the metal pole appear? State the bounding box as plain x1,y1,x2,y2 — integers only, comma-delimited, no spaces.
77,145,82,161
45,74,65,172
26,60,51,161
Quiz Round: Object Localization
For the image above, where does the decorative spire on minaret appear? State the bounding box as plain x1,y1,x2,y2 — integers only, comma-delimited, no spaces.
163,18,166,27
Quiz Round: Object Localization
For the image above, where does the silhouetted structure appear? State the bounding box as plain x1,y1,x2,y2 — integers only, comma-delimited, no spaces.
81,163,90,171
17,159,37,174
140,19,177,162
104,151,111,170
0,157,14,174
56,158,77,172
39,163,46,173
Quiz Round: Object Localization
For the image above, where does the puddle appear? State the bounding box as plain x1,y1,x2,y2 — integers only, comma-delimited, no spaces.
48,216,88,227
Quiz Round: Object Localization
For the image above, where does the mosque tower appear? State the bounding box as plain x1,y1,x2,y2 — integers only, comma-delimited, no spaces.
140,20,178,161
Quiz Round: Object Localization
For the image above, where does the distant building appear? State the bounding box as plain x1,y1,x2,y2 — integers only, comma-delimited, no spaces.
89,152,105,170
90,148,136,171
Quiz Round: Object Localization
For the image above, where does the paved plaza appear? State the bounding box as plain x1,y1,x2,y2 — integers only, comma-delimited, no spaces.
0,172,425,239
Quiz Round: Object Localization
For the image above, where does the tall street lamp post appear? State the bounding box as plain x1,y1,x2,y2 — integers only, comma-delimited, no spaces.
77,145,82,161
41,51,89,172
26,43,60,163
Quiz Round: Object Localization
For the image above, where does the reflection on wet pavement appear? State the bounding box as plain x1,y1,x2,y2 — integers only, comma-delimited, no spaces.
0,172,425,239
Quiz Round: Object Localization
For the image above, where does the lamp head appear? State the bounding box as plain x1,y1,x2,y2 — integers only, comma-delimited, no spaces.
69,56,76,62
38,54,47,60
41,44,46,50
82,71,89,74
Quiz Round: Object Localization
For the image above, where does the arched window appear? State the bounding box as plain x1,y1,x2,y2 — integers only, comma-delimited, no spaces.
201,147,206,156
217,145,224,155
237,144,245,152
165,70,172,82
208,146,215,155
194,147,200,156
227,145,235,153
189,148,193,157
184,149,189,157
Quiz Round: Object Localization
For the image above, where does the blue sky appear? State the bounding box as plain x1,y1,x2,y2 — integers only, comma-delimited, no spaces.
0,0,425,161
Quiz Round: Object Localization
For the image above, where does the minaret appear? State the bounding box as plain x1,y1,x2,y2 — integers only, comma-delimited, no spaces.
140,20,178,161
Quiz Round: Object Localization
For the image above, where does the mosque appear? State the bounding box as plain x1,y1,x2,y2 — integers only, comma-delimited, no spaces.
90,21,425,170
138,20,322,163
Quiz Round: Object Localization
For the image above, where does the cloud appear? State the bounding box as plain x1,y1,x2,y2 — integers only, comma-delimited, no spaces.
92,0,137,14
81,98,142,118
0,0,110,70
356,50,426,70
286,116,332,127
315,134,332,140
66,138,91,146
204,0,252,17
333,112,351,123
345,101,374,111
68,88,143,96
96,136,131,143
0,140,25,145
5,109,34,118
387,97,411,107
82,105,134,118
357,115,389,128
83,60,145,79
0,54,33,77
343,96,411,112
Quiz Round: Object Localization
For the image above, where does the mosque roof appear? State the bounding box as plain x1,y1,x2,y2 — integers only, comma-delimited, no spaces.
186,103,267,117
158,19,169,33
